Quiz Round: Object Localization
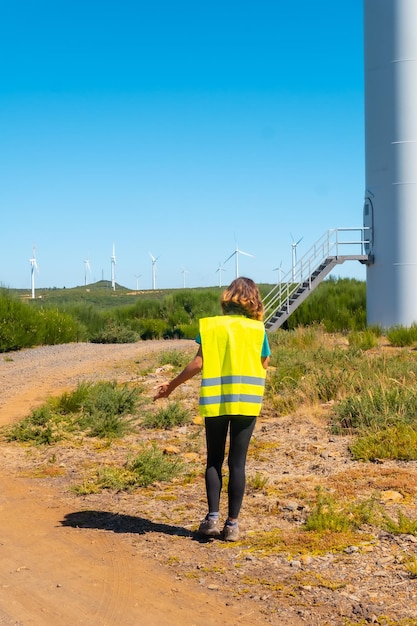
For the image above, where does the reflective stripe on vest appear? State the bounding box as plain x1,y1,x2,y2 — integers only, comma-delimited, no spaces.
198,316,266,417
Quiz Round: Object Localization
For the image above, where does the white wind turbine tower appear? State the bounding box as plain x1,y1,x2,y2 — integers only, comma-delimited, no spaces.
84,259,91,286
134,274,142,292
224,240,254,279
290,233,303,282
216,261,226,288
181,266,189,288
149,252,159,290
273,260,283,284
29,246,39,299
111,244,116,291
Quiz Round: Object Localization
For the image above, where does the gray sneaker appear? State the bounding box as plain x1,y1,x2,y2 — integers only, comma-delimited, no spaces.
198,517,221,537
223,521,239,542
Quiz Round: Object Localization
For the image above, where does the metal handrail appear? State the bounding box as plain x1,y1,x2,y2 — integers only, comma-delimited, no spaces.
263,227,370,325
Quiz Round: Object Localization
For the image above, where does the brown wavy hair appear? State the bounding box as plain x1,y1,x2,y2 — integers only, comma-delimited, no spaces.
220,277,264,321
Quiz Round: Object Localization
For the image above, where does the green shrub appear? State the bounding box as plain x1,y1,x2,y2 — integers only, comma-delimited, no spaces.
367,324,383,338
53,382,92,414
37,308,85,344
75,381,140,438
405,554,417,578
379,508,417,535
167,310,190,326
142,402,191,429
3,381,142,444
126,445,183,486
0,291,42,351
75,445,183,493
91,320,140,344
304,487,376,532
178,323,199,339
350,423,417,461
247,472,269,492
386,324,417,347
162,326,185,339
347,329,378,351
171,289,221,318
63,303,104,337
158,350,189,369
79,411,132,439
332,382,417,433
0,291,85,351
91,466,136,491
304,488,356,533
138,319,168,340
5,405,63,445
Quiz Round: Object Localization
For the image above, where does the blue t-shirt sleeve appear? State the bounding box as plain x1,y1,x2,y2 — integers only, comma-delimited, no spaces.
195,332,201,344
262,333,271,358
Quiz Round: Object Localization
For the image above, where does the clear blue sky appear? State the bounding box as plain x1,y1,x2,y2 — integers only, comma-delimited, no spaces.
1,0,365,291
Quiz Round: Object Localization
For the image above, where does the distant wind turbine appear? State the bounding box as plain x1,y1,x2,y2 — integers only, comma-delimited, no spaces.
181,266,189,288
272,261,283,284
290,233,303,281
29,246,39,299
84,259,91,286
224,241,254,279
134,274,142,291
149,252,160,290
111,244,116,291
216,261,226,288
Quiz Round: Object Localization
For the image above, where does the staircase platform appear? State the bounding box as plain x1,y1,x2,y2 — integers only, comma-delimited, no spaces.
263,229,370,331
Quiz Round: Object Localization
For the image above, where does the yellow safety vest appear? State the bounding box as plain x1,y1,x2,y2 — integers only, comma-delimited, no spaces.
199,315,266,417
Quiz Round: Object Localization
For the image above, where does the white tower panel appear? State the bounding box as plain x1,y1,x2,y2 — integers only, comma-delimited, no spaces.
364,0,417,327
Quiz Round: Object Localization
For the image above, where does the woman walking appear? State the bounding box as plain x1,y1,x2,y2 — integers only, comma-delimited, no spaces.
153,277,270,541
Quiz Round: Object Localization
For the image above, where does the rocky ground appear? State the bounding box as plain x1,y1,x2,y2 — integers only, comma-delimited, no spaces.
1,341,417,625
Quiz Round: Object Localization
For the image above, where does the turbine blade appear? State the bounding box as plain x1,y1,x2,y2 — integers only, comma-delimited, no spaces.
224,251,235,264
239,250,254,258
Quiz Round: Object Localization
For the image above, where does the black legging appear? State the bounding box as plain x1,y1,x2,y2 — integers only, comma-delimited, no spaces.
204,415,256,519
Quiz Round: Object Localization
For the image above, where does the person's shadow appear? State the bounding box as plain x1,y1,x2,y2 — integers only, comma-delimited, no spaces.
61,510,216,543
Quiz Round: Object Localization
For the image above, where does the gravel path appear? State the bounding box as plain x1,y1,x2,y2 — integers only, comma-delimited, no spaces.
0,340,194,424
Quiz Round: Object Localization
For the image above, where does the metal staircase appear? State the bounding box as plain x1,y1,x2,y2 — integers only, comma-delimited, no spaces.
264,228,370,331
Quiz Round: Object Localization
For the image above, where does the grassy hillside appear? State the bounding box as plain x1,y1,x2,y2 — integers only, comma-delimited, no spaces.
0,278,377,353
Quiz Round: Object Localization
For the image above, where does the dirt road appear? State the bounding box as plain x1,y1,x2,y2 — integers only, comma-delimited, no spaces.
0,342,267,626
0,472,244,625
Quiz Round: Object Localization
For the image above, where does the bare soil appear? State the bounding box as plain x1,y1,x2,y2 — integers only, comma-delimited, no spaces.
1,341,417,626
